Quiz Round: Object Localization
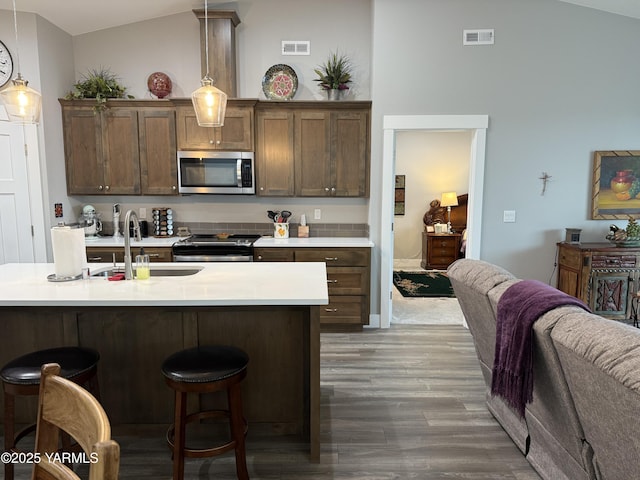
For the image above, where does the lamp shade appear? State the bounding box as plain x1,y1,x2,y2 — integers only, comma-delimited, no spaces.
0,74,41,124
191,76,227,127
441,191,459,208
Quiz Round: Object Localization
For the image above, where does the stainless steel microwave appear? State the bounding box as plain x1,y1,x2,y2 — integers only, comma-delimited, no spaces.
177,151,255,195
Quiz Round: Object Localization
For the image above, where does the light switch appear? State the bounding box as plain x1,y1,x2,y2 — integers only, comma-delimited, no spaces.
503,210,516,223
314,209,321,220
139,207,147,219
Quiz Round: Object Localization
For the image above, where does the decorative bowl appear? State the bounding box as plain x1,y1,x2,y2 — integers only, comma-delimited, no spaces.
609,238,640,248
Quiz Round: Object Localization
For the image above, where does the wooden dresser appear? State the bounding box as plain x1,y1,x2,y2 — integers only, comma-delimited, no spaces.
556,241,640,323
421,233,462,270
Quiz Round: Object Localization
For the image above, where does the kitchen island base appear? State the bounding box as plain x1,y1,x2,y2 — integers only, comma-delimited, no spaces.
0,304,320,461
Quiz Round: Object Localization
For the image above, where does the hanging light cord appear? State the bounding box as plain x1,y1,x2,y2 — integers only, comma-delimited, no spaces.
11,0,21,75
204,1,210,79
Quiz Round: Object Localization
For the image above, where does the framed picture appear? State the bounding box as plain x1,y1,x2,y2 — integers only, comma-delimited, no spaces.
394,175,405,215
592,150,640,219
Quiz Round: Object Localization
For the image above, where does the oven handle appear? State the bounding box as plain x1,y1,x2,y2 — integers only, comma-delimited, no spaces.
174,254,253,262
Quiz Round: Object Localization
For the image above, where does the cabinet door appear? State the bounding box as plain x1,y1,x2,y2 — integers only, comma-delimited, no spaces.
217,106,253,150
176,105,253,151
62,106,105,195
295,111,331,196
139,109,178,195
255,110,295,196
331,110,369,197
102,108,141,194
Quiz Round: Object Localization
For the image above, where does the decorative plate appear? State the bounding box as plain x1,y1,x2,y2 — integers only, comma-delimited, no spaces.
609,239,640,248
262,64,298,100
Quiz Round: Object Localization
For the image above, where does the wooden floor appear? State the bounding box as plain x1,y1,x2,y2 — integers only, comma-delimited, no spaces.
7,325,540,479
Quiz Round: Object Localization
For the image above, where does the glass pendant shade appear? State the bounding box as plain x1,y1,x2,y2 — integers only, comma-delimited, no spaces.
0,74,42,124
191,76,227,127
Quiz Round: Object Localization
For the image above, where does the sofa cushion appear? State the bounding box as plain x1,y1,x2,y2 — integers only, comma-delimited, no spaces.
551,313,640,480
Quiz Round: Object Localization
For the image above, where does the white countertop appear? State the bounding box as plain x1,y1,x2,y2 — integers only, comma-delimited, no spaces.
0,262,328,307
85,236,177,247
85,236,373,248
254,237,373,248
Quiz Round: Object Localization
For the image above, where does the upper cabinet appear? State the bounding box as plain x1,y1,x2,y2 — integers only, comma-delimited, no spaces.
60,99,369,198
175,99,255,151
60,99,177,195
255,101,371,198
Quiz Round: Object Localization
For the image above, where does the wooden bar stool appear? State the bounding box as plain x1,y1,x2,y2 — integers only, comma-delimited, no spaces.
161,345,249,480
1,346,100,480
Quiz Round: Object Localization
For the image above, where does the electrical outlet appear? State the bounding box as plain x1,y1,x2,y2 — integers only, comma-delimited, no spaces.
139,207,147,219
314,209,321,220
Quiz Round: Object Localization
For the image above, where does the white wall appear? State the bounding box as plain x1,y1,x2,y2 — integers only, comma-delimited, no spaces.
393,131,471,259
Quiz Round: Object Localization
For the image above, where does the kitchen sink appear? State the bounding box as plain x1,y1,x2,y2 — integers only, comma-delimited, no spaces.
91,266,203,277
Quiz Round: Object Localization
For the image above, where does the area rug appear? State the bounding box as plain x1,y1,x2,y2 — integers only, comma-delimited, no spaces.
393,271,456,298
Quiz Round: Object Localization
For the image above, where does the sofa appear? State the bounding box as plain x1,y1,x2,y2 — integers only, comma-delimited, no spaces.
448,258,640,480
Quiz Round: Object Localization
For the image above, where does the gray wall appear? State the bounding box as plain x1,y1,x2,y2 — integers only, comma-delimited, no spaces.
3,0,640,314
370,0,640,282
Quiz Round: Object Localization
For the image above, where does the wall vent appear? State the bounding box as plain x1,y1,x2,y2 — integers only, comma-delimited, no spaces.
281,41,310,55
463,29,494,45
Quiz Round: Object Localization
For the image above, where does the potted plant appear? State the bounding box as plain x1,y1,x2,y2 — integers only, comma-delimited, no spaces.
314,51,352,100
65,68,133,112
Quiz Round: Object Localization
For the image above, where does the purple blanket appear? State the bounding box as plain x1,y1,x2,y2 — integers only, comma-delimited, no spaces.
490,279,589,418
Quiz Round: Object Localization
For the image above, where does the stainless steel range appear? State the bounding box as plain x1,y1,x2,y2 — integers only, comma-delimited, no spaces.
172,234,261,262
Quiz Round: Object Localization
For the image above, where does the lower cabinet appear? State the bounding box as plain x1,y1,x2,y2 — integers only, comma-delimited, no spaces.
556,241,640,323
86,246,173,263
254,246,371,329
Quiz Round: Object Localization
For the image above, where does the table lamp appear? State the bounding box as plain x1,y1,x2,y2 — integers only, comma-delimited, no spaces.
441,191,458,233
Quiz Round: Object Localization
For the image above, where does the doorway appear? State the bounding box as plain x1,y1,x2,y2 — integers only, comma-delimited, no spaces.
380,115,489,329
0,118,47,263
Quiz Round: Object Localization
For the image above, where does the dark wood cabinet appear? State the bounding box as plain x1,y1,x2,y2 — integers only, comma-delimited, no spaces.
255,101,371,197
86,246,173,263
557,242,640,323
175,99,255,151
422,233,462,270
60,100,178,195
254,246,371,329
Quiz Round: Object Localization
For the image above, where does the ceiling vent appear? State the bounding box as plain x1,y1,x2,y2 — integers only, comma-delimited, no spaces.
463,29,494,45
282,40,310,55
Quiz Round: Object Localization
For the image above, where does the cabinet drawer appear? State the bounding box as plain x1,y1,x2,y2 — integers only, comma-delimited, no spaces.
591,255,637,269
320,296,363,324
431,238,457,248
326,267,368,295
87,246,172,263
295,248,369,266
431,246,456,256
429,255,456,266
558,247,581,269
254,248,294,262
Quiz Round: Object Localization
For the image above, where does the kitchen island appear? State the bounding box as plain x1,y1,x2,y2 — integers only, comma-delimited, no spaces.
0,262,328,461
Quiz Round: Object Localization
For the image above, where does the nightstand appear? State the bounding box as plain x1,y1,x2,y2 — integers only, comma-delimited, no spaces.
421,232,462,269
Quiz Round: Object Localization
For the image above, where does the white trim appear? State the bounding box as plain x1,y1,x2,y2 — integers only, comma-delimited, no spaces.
380,114,488,329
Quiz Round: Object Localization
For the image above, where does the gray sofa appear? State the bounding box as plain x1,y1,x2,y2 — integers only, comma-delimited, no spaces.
448,258,640,480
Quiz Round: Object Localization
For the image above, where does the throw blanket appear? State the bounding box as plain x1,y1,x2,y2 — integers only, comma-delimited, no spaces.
491,279,590,418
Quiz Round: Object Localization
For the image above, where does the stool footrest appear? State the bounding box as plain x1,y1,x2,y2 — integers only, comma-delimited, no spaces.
166,410,248,459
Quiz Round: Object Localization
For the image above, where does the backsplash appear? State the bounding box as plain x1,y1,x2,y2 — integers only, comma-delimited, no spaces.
101,222,369,238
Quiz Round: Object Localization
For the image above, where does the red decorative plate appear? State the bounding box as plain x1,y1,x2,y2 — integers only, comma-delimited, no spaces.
262,64,298,100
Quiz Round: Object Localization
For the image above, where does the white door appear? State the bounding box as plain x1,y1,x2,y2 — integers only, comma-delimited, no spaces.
0,121,36,263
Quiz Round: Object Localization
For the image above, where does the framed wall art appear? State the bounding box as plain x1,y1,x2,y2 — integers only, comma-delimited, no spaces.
592,150,640,219
394,175,405,215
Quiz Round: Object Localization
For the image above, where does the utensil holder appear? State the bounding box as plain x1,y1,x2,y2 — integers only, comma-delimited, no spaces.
274,223,289,239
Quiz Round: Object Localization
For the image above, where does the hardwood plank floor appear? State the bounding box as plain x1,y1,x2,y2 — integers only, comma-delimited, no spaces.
6,325,540,479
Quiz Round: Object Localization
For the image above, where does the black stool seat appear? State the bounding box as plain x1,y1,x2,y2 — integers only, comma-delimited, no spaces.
161,345,248,384
0,346,99,385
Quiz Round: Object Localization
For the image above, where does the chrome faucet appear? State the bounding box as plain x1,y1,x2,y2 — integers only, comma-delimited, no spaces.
123,209,141,280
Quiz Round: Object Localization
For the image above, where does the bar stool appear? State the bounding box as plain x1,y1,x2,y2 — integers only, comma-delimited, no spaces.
161,345,249,480
1,346,100,480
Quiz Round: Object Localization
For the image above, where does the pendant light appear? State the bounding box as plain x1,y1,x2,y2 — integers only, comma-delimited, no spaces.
0,0,41,124
191,0,227,127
